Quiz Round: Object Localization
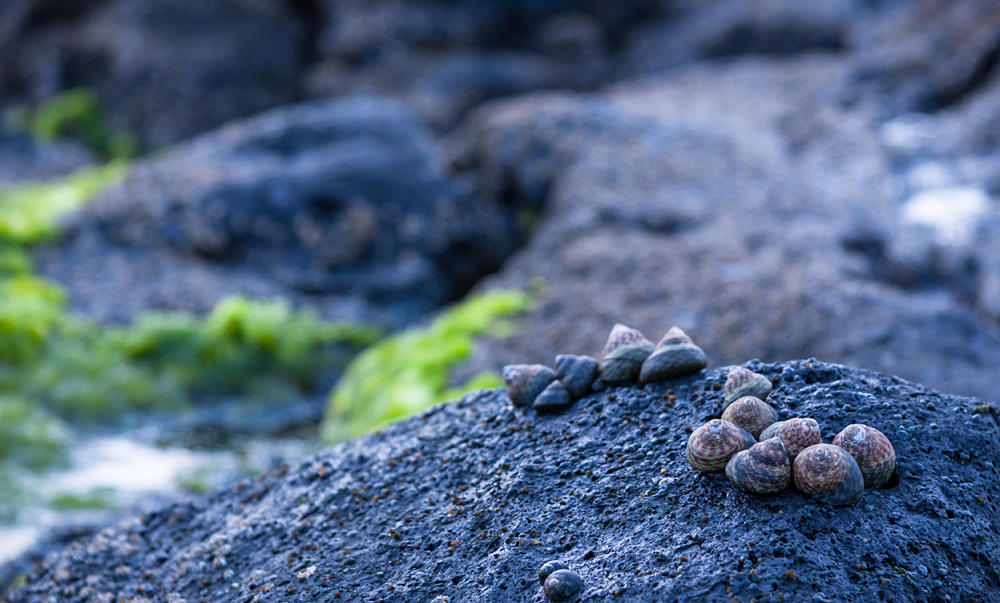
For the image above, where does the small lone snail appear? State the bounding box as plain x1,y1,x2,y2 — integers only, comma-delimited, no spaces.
832,424,896,489
543,569,583,602
638,327,707,382
723,366,772,408
721,396,778,439
726,437,791,494
503,364,556,407
793,443,864,507
686,419,756,472
598,324,654,383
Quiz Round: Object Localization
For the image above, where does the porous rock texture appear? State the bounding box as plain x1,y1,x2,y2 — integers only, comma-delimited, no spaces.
34,95,521,327
5,360,999,602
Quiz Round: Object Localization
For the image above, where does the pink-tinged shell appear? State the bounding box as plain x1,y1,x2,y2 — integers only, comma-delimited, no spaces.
761,417,821,461
598,323,654,383
686,419,756,472
793,444,864,507
638,327,707,382
723,366,772,407
720,396,779,439
502,364,555,407
833,424,896,489
726,438,791,494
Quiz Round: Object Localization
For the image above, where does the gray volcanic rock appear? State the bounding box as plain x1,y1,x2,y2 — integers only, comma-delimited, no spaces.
0,0,310,149
0,130,93,185
4,360,999,602
34,96,521,326
450,55,1000,403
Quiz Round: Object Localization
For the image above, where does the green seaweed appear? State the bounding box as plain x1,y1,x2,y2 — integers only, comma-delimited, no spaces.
48,487,114,511
0,161,130,245
322,289,530,443
27,88,136,161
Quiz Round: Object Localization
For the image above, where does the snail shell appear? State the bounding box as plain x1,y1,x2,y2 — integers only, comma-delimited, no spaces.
832,424,896,489
544,569,583,602
793,444,864,507
723,367,772,408
598,323,654,383
502,364,555,407
720,396,779,439
554,354,598,398
686,419,757,472
533,380,572,412
759,417,821,461
539,560,569,585
725,437,791,494
638,327,707,382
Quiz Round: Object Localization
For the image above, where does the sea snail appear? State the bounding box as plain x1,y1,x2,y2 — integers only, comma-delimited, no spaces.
686,419,756,472
726,437,791,494
723,366,772,408
832,424,896,489
793,443,864,507
721,396,778,439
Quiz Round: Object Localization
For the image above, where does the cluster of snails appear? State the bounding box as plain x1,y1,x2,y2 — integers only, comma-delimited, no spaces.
503,323,706,411
686,367,897,506
538,561,583,602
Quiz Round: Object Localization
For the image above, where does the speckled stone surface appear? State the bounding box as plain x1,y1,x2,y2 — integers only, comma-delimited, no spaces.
4,360,999,603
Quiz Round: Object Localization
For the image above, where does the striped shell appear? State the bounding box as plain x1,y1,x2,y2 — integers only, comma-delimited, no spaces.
533,380,572,412
760,417,821,461
793,444,864,507
833,424,896,489
503,364,555,407
554,354,598,398
686,419,757,472
723,367,773,408
598,324,654,383
544,569,583,602
726,437,791,494
638,327,707,383
539,560,569,585
720,396,779,439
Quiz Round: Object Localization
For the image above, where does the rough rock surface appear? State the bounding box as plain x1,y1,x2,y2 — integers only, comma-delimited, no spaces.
451,54,1000,403
5,360,999,602
34,96,521,326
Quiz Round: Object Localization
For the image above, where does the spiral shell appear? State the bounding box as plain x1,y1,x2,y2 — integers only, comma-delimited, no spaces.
598,324,654,383
723,367,773,408
638,327,707,383
544,569,583,602
793,444,864,507
759,417,821,461
539,560,569,585
833,424,896,489
554,354,598,398
503,364,555,407
725,437,791,494
533,380,572,412
720,396,778,439
686,419,757,472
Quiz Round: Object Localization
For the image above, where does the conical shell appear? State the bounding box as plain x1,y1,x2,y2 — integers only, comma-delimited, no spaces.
539,560,569,585
638,327,707,382
723,366,773,407
686,419,756,472
793,444,864,507
760,417,821,461
726,437,791,494
544,569,583,602
598,324,654,383
503,364,555,407
720,396,779,439
833,424,896,489
533,380,572,412
554,354,599,398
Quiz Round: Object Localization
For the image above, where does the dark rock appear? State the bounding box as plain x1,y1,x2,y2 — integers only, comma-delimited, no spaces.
5,360,999,602
0,0,311,149
34,96,521,327
452,56,1000,403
